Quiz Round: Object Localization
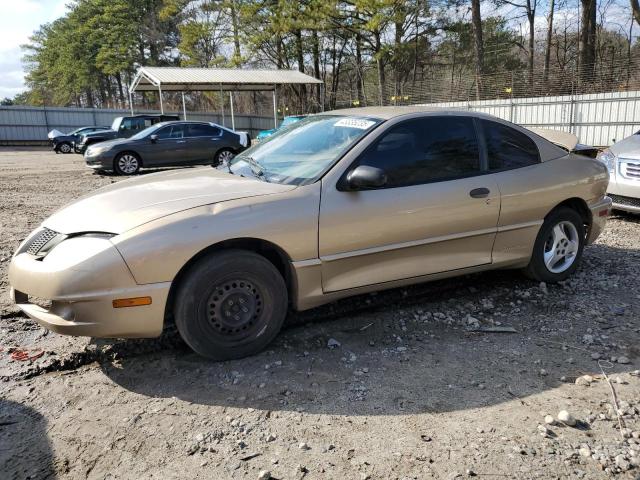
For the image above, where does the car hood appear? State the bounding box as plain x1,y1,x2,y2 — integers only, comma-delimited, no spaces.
88,137,132,149
610,133,640,159
43,168,296,235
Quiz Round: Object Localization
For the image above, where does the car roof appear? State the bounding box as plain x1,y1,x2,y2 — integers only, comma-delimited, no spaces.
319,106,457,119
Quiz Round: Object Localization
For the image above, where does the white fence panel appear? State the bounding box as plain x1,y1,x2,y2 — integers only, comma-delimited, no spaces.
421,91,640,146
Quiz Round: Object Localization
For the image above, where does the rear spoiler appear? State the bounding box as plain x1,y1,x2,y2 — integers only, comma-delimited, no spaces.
527,127,578,152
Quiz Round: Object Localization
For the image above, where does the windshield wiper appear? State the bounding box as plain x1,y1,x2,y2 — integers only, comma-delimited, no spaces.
243,156,270,182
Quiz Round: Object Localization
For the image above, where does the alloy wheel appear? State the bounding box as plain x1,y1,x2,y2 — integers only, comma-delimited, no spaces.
218,150,235,164
543,221,580,273
59,143,71,153
118,154,139,174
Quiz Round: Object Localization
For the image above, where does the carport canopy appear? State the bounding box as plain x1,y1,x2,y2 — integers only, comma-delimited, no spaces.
129,66,324,129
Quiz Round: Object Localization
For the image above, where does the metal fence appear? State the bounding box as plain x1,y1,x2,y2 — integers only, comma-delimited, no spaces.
0,105,275,145
420,90,640,147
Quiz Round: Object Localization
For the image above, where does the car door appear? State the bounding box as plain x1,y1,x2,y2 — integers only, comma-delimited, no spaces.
142,124,187,167
186,124,223,163
478,119,550,264
318,115,501,293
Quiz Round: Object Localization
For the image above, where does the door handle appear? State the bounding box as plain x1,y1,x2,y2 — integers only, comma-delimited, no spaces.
469,188,490,198
176,140,186,144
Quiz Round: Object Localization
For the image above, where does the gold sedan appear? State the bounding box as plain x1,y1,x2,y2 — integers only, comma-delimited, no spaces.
9,107,611,359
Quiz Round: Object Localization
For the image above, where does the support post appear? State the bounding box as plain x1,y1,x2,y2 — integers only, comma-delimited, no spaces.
220,84,225,127
158,85,164,114
272,86,278,129
229,92,235,130
182,92,187,120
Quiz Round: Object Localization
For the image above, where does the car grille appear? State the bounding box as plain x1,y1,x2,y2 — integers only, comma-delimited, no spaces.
609,194,640,209
25,228,59,255
619,158,640,180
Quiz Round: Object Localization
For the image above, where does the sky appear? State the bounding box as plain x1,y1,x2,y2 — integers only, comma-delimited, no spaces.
0,0,68,99
0,0,635,100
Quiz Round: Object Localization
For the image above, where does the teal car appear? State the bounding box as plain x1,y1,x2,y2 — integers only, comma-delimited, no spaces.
256,115,306,141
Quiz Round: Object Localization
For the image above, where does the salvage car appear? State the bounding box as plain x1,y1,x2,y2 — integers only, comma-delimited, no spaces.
48,126,111,153
74,114,180,153
9,107,611,360
256,115,306,141
84,121,249,175
597,131,640,213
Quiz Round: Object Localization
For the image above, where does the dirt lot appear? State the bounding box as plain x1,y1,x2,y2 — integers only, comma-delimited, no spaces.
1,148,640,480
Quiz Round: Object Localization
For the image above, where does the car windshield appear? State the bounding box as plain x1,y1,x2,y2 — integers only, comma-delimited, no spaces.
110,117,122,131
226,115,381,186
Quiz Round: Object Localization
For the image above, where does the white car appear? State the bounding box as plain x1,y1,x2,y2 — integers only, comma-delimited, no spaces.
598,131,640,213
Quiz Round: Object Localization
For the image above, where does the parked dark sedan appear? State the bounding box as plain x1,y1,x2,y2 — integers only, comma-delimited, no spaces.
48,126,111,153
74,114,180,153
84,121,249,175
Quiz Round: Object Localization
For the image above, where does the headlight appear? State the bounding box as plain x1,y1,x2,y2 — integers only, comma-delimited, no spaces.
86,145,105,156
597,149,616,173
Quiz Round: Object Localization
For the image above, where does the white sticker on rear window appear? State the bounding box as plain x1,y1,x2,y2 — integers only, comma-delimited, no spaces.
334,118,375,129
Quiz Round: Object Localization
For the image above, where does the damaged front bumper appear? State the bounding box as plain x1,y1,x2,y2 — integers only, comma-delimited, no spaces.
9,233,169,338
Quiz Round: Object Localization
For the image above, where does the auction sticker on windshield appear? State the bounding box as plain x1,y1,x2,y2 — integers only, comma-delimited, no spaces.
334,118,376,129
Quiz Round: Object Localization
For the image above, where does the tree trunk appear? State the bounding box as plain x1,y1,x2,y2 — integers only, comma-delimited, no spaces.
355,33,365,106
374,32,385,105
312,30,321,109
543,0,555,85
579,0,597,80
294,29,306,111
116,72,125,107
633,0,640,26
471,0,484,100
230,0,242,66
528,7,535,90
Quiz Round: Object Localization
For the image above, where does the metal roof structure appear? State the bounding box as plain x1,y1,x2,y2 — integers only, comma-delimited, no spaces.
130,66,323,92
128,66,324,130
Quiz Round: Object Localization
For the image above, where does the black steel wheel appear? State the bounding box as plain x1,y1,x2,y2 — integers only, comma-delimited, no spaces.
174,249,288,360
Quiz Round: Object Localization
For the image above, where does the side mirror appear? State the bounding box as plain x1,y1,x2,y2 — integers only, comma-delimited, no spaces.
150,134,158,143
346,165,387,190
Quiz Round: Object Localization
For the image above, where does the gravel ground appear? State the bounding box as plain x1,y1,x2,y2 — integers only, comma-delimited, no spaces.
1,148,640,480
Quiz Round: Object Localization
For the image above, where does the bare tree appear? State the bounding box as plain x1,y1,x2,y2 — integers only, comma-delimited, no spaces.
543,0,555,85
471,0,485,99
632,0,640,26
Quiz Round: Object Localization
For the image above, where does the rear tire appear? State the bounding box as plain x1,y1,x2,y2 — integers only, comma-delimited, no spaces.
214,148,235,166
174,250,288,360
524,207,585,283
114,152,141,175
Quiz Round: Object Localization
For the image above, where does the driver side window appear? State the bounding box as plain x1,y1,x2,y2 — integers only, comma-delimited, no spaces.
356,116,481,188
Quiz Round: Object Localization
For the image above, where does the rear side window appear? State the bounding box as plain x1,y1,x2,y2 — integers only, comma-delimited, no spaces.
357,116,480,187
188,124,221,137
482,120,539,170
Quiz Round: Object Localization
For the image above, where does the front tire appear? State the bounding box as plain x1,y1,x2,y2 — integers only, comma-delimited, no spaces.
114,152,141,175
57,142,72,154
524,207,585,283
174,250,288,360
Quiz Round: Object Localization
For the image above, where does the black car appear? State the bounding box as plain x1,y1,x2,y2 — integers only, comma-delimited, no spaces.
84,121,249,175
48,126,111,153
74,114,180,153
